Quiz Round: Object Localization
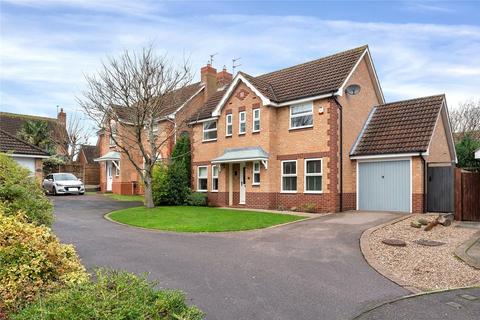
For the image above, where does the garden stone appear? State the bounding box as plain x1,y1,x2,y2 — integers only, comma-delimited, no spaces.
410,221,422,228
438,214,454,227
418,218,429,226
413,239,446,247
382,239,407,247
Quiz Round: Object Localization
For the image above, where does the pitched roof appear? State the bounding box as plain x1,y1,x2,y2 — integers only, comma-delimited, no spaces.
0,129,50,156
79,144,99,164
191,45,368,121
351,95,445,156
113,82,203,122
189,88,228,122
0,111,67,143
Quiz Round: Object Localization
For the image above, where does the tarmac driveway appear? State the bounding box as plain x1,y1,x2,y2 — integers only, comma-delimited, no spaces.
52,195,408,320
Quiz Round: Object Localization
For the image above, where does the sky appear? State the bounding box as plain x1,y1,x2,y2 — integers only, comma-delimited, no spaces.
1,0,480,125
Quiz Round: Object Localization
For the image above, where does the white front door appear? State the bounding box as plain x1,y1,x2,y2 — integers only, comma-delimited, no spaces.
239,162,246,204
106,161,113,191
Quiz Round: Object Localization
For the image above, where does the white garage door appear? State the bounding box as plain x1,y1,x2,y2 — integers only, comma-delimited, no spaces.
12,157,36,174
358,160,411,213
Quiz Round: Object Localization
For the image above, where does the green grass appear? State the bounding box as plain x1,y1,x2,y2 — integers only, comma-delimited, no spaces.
103,194,144,202
108,206,305,232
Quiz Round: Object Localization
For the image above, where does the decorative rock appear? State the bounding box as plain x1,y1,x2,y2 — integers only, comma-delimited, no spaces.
410,221,422,228
413,239,446,247
418,218,429,226
382,239,407,247
438,213,454,226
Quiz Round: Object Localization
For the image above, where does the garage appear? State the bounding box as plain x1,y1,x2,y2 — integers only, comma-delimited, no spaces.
357,159,411,213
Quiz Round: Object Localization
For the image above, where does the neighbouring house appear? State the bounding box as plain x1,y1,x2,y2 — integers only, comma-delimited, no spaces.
77,144,99,165
0,129,49,179
189,45,457,213
95,64,232,194
75,144,101,186
0,109,68,156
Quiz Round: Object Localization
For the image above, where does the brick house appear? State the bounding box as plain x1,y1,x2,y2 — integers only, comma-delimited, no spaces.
95,65,232,195
189,45,456,213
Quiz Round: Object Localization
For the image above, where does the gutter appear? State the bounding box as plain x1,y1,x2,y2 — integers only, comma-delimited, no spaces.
420,152,427,213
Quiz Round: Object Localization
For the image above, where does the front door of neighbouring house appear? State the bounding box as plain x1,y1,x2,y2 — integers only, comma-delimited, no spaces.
239,162,246,204
106,161,113,191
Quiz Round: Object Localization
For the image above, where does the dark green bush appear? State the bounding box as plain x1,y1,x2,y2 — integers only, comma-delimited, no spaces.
456,134,480,169
12,269,204,320
152,163,170,205
0,153,53,226
186,192,207,206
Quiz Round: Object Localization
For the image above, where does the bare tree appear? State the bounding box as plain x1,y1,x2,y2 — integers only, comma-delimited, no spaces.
78,46,192,208
56,112,92,163
449,99,480,141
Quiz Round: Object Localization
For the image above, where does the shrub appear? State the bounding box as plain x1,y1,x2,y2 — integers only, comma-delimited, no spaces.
12,269,204,320
0,153,53,226
167,160,191,205
456,134,480,169
152,163,170,206
186,192,207,206
0,206,87,314
300,203,317,213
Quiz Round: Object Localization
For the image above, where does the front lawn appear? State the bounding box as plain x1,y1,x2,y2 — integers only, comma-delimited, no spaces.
108,206,305,232
103,194,144,202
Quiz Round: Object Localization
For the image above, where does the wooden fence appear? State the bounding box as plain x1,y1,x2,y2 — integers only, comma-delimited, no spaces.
455,168,480,221
50,163,100,185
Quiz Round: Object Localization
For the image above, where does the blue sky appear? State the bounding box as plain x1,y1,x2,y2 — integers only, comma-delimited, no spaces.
1,0,479,122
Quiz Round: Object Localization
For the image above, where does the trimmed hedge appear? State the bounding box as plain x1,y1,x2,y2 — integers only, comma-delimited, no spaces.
12,269,204,320
0,153,53,226
0,207,87,314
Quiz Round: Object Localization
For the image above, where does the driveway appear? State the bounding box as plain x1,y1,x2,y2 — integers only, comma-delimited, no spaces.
52,195,408,320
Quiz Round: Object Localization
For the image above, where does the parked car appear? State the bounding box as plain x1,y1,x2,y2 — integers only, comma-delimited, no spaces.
43,173,85,195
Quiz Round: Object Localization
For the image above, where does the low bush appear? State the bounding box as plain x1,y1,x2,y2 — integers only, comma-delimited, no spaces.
0,206,87,314
152,163,171,205
300,203,317,213
0,153,53,226
12,269,204,320
186,192,207,206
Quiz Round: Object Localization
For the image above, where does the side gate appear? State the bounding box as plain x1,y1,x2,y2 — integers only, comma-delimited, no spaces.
427,165,454,213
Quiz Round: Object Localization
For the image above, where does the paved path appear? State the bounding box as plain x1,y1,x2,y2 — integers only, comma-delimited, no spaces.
355,287,480,320
52,195,407,320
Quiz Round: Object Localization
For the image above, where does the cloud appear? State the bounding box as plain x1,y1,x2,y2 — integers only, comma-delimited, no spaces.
1,5,479,124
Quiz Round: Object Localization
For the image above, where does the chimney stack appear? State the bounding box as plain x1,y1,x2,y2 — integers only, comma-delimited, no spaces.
216,65,232,88
201,63,218,102
57,107,66,126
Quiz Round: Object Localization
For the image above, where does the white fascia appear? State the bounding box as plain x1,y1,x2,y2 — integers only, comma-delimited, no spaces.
9,154,49,159
351,152,427,160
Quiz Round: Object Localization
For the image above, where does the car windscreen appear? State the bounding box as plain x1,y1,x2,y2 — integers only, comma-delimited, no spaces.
54,173,78,181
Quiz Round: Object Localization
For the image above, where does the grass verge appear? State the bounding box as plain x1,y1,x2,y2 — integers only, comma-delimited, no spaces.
104,194,144,202
108,206,305,232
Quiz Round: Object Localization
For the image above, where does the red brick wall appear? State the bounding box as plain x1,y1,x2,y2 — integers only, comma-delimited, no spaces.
412,193,424,213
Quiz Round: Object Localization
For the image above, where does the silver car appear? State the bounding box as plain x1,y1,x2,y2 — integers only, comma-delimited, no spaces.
43,173,85,195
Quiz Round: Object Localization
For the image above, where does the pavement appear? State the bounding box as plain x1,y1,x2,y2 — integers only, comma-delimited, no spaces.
354,287,480,320
52,194,409,320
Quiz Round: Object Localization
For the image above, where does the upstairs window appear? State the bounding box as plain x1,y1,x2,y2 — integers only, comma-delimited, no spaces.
226,114,233,136
305,159,322,193
253,108,260,132
197,166,208,191
212,165,219,191
290,102,313,129
239,111,246,134
281,160,297,192
252,161,261,185
109,122,117,146
203,120,217,141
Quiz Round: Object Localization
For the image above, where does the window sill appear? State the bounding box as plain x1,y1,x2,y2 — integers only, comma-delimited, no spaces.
252,183,260,187
225,135,232,138
211,190,218,193
304,191,323,194
252,131,260,135
197,190,207,193
289,125,313,131
202,139,217,143
238,133,246,136
280,191,297,194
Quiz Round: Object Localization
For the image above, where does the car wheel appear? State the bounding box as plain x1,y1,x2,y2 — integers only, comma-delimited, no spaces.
79,192,85,195
52,187,57,196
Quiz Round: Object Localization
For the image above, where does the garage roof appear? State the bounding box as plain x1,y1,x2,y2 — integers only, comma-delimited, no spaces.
351,95,445,156
0,129,50,157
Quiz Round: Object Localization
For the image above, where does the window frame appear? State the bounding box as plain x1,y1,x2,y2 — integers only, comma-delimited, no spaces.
109,122,117,147
211,165,219,192
238,111,246,134
226,114,233,137
197,166,208,192
304,158,323,194
202,120,217,142
281,160,297,193
252,108,260,132
289,102,314,130
252,161,261,185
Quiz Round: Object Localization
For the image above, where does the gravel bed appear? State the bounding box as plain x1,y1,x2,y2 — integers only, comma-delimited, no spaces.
369,216,480,291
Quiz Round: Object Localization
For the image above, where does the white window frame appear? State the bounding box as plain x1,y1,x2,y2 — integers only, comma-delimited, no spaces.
290,102,313,130
252,161,260,185
304,158,323,193
239,111,246,134
211,165,219,192
197,166,208,192
281,160,297,193
109,122,117,147
252,108,260,132
202,120,217,142
226,114,233,137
